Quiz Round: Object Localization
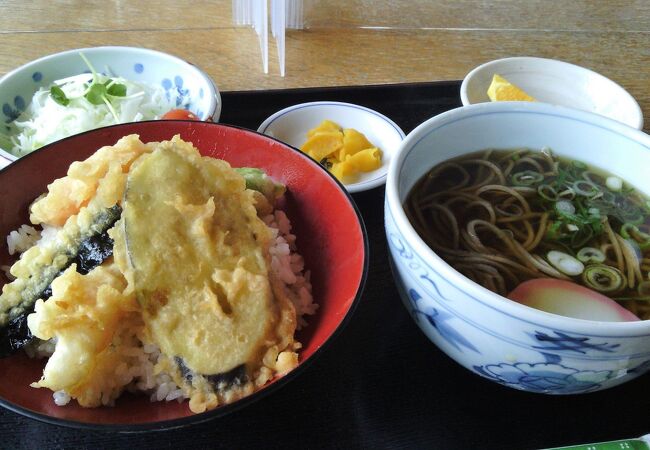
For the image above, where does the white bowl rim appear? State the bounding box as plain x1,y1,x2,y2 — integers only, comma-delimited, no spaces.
459,56,644,130
258,101,406,193
0,45,221,163
386,100,650,336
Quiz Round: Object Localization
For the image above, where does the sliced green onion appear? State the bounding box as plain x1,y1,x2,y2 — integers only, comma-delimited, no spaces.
547,250,584,276
637,230,650,250
600,190,615,203
511,170,544,186
606,176,623,192
582,264,626,293
555,200,575,216
620,223,647,241
582,170,604,185
573,180,600,198
576,247,606,263
557,188,576,200
538,184,558,201
621,210,644,225
571,160,588,170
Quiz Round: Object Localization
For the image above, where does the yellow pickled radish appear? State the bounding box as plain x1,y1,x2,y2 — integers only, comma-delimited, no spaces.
330,160,355,181
487,74,535,102
306,119,341,137
346,148,383,172
340,128,373,160
301,119,383,183
301,131,343,161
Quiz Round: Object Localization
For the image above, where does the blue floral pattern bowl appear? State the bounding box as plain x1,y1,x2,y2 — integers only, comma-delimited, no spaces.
385,101,650,394
0,46,220,166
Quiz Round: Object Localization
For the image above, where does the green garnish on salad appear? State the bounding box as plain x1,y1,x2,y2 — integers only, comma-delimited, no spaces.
49,85,70,107
46,53,130,122
1,52,190,157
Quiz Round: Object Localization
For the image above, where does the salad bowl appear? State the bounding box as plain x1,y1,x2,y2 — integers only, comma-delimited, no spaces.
0,46,220,166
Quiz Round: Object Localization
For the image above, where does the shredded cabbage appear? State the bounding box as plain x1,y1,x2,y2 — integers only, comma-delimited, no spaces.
2,72,189,157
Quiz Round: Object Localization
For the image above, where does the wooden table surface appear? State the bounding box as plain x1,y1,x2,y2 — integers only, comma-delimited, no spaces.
1,0,649,128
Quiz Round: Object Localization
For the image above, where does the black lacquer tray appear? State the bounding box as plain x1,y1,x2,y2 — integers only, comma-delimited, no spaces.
4,82,649,450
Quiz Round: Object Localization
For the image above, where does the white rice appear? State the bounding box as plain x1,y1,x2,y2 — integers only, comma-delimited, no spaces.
9,206,316,407
53,390,71,406
4,224,58,280
36,225,59,247
264,209,318,328
6,224,40,255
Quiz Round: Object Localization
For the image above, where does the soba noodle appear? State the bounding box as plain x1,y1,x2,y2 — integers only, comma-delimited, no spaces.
405,148,650,320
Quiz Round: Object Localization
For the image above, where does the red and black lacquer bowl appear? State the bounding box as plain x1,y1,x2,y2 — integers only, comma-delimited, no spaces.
0,121,368,430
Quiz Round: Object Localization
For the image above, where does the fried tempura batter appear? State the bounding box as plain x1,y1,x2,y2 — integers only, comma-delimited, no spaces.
113,136,298,412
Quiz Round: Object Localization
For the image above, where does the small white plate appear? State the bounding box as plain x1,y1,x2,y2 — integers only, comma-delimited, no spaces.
258,101,405,193
460,57,643,130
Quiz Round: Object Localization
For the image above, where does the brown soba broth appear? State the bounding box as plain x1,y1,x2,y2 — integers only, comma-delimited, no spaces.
404,148,650,319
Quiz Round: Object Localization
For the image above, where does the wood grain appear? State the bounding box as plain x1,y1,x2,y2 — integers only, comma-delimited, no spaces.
3,0,648,33
0,0,233,31
303,0,650,32
0,0,648,126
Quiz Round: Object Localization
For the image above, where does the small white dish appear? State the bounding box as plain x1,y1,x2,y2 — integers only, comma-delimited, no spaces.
460,56,643,130
258,101,405,193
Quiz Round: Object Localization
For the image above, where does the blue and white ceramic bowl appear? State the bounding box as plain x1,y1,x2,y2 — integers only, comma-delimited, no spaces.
385,101,650,394
0,46,220,166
